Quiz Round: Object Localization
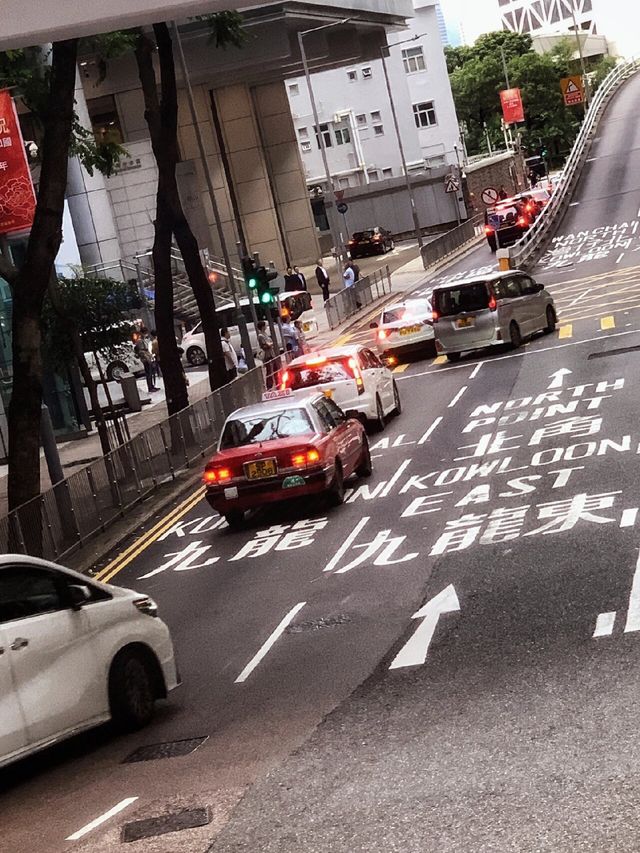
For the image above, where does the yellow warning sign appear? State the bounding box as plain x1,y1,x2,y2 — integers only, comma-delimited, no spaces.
561,75,584,106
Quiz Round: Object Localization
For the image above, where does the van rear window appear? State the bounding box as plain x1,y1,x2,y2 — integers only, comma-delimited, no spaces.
288,359,352,389
433,283,489,317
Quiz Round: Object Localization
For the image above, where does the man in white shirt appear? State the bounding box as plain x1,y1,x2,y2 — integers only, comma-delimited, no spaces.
343,263,355,288
220,327,239,382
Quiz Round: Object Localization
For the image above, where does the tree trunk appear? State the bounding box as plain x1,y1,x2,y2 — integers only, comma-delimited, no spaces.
8,39,79,512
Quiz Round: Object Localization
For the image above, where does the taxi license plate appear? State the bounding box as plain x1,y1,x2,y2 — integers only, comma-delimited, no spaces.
456,317,475,328
399,325,421,336
244,458,277,480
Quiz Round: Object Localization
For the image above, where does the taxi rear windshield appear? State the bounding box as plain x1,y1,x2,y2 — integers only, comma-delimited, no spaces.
288,359,352,389
487,206,519,228
433,282,489,317
220,408,314,448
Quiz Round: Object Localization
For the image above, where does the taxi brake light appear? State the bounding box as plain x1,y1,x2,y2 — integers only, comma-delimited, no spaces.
307,449,320,463
218,468,231,482
280,370,291,390
291,448,321,468
348,357,365,395
204,469,217,483
517,216,528,227
377,329,389,340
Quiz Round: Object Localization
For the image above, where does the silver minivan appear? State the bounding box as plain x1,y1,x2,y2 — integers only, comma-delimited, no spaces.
432,270,556,362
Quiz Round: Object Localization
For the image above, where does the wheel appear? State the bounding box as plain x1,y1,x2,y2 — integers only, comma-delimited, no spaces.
106,360,128,382
509,321,522,349
224,510,245,530
327,460,345,506
369,394,385,433
392,381,402,416
446,352,461,363
544,305,557,334
109,651,156,731
355,437,373,478
187,346,206,367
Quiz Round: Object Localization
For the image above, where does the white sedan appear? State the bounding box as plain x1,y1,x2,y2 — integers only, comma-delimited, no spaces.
371,297,435,361
1,555,179,769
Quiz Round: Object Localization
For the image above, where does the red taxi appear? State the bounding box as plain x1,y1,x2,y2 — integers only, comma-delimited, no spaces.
203,390,372,528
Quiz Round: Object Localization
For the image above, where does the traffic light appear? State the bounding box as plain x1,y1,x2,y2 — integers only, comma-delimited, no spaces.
255,265,279,305
241,256,258,293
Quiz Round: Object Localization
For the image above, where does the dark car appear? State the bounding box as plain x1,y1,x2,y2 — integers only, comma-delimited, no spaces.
484,201,534,252
348,227,394,258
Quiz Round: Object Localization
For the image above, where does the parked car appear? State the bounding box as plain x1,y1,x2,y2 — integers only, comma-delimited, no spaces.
431,270,557,362
370,298,434,360
0,555,179,769
484,200,534,252
203,390,372,528
280,344,401,431
348,227,394,259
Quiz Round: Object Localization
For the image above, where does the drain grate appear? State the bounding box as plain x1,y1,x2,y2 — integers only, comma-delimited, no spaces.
122,807,211,842
286,613,352,633
588,345,640,360
123,736,208,763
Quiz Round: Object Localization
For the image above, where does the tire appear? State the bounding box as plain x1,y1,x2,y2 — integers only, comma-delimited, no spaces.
106,360,128,382
369,394,385,433
187,346,206,367
446,352,462,363
544,305,556,334
355,437,373,478
509,321,522,349
328,460,345,506
392,381,402,416
109,651,157,731
224,510,245,530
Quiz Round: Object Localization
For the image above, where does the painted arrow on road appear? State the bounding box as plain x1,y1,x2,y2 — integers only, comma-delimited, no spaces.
389,585,460,670
548,368,572,389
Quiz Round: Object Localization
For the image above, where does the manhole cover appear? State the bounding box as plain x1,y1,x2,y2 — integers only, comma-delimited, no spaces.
123,736,208,763
122,807,211,843
286,613,352,633
588,345,640,360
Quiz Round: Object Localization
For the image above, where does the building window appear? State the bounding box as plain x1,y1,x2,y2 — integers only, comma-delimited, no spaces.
298,127,309,140
367,169,379,182
402,46,426,74
373,125,385,137
301,141,312,153
335,127,351,145
338,176,350,189
86,95,123,145
314,124,333,149
362,67,373,79
382,168,393,178
347,70,358,82
289,83,300,96
413,101,437,128
356,113,367,127
370,110,382,122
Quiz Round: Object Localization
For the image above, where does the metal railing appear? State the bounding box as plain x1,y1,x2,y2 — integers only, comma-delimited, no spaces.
324,265,392,330
420,215,484,271
510,56,640,269
0,363,278,562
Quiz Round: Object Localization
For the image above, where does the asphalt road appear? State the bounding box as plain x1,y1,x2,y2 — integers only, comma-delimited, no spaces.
4,73,640,853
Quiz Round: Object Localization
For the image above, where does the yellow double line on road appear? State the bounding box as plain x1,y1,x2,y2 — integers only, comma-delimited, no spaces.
95,487,206,584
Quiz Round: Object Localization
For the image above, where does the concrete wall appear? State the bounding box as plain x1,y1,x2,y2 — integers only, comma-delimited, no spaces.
103,140,158,261
464,152,528,214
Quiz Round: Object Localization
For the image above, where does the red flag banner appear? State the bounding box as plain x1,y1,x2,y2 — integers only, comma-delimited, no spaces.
500,88,525,125
0,90,36,235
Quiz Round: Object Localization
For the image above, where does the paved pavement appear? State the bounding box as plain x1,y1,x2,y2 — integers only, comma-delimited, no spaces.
4,70,640,853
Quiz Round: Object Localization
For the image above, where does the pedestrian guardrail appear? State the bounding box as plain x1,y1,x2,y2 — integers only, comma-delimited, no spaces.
324,265,392,330
0,362,283,563
510,56,640,269
420,215,484,271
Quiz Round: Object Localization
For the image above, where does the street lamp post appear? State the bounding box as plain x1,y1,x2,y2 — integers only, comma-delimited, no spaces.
298,20,350,271
380,37,425,250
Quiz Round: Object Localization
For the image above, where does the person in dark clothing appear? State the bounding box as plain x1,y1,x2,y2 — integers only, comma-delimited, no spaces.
315,259,331,302
293,266,307,290
133,327,159,392
284,266,299,292
498,185,508,200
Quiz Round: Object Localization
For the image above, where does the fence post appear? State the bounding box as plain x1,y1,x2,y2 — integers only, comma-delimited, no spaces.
40,496,58,559
160,422,176,480
86,466,105,531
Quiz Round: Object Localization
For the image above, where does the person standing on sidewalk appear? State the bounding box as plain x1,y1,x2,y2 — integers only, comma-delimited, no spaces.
257,320,277,389
134,327,159,392
293,266,307,291
220,328,238,382
150,329,162,381
315,259,331,302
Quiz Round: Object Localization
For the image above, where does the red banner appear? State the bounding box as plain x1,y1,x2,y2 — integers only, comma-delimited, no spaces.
500,88,525,125
0,90,36,235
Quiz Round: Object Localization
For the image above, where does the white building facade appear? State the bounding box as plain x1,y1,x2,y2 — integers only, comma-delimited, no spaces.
287,0,461,190
498,0,597,35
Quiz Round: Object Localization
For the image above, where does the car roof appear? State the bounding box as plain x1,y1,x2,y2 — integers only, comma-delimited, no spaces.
287,345,363,367
382,297,430,311
225,392,324,420
0,553,87,580
432,269,527,290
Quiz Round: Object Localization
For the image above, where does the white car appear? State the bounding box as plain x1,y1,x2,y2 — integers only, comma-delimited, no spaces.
0,555,179,769
280,344,401,430
371,297,435,360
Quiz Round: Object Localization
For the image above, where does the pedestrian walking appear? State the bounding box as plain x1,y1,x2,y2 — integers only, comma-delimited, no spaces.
257,320,277,389
133,327,159,392
293,265,307,291
220,327,238,382
315,258,331,302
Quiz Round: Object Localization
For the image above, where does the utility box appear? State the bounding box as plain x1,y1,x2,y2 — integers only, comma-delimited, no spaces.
496,249,512,272
120,374,142,412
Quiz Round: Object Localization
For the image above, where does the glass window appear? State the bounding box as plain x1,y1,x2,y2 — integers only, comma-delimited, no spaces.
356,114,367,126
370,110,382,122
313,399,336,432
433,283,489,317
360,349,381,370
301,141,311,153
382,168,393,178
324,397,347,424
298,127,309,139
347,70,358,82
220,408,314,449
373,125,384,137
288,358,353,390
86,95,124,145
362,67,373,79
383,307,407,324
335,127,351,145
314,124,333,149
0,567,66,623
402,46,426,74
413,101,437,129
289,83,299,96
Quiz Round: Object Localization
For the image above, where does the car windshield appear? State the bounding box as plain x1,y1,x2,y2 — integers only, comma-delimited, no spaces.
353,231,374,240
487,205,520,228
382,307,406,324
220,408,314,448
288,359,352,389
434,282,489,317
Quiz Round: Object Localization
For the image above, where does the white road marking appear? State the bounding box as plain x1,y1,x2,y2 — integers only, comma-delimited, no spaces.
566,287,592,308
380,458,413,498
624,548,640,634
621,508,639,528
548,368,572,389
593,611,616,638
418,416,443,445
324,517,370,573
637,206,640,219
235,601,306,683
616,252,625,264
448,386,468,408
586,157,598,162
569,201,580,207
390,585,460,670
66,798,139,841
469,362,483,379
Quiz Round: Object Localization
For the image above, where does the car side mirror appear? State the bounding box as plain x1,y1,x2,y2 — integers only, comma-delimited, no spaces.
69,584,92,610
369,321,378,329
535,282,544,292
344,409,363,423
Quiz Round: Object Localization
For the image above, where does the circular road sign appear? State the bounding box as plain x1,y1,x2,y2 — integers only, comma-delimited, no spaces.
481,186,499,206
337,202,349,215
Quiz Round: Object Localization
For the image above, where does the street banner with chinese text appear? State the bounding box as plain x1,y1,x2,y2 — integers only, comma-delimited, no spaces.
0,90,36,235
500,88,525,125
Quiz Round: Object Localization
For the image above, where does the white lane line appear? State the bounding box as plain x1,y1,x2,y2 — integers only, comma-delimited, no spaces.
66,798,138,841
324,517,369,573
469,362,483,379
634,221,639,235
235,602,306,684
621,508,639,528
569,201,580,207
448,386,468,408
637,206,640,219
418,416,443,445
380,458,412,498
624,548,640,634
586,157,598,162
566,287,592,308
593,612,616,638
616,252,625,264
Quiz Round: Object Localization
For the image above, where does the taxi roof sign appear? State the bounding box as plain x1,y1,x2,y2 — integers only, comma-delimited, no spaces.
261,389,293,402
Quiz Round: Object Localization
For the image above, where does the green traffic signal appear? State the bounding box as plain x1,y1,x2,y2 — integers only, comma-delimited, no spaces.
260,291,273,304
248,277,258,289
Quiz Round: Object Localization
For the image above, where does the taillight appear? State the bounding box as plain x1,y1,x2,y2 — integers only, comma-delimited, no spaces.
280,370,291,390
291,448,321,468
377,329,389,340
203,467,232,484
484,226,494,235
431,309,440,322
204,469,216,483
518,216,527,227
488,288,497,311
348,357,365,396
134,596,158,617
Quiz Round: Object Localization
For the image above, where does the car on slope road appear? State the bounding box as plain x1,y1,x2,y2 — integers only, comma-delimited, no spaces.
348,226,394,258
371,297,435,361
203,390,372,529
0,555,179,770
484,200,534,252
